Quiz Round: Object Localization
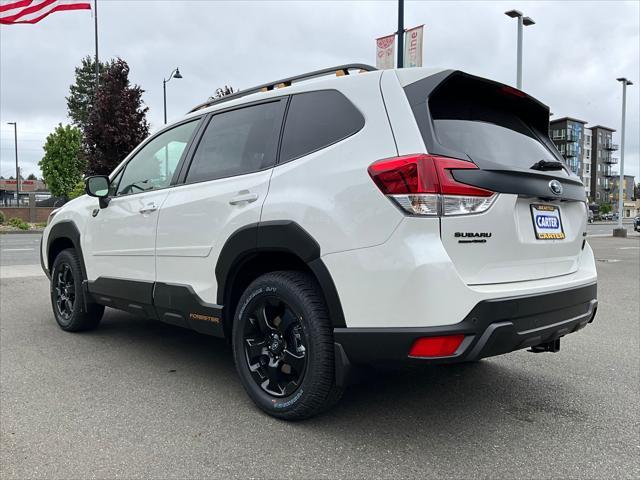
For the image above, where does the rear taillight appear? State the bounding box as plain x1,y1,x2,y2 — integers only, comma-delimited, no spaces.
368,154,497,216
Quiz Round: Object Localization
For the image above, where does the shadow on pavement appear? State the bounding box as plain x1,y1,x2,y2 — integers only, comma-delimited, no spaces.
86,307,583,440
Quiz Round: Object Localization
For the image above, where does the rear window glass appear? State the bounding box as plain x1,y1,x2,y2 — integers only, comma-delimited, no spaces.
280,90,364,162
433,119,556,169
412,73,559,170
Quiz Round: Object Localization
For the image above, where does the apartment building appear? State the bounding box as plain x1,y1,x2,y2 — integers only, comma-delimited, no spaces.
549,117,588,196
549,118,619,203
589,126,618,203
610,174,636,203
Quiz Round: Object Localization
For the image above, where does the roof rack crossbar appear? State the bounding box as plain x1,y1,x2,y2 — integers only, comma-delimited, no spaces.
188,63,377,113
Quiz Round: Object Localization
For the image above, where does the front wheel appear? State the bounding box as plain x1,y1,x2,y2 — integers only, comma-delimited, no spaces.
232,271,342,420
50,248,104,332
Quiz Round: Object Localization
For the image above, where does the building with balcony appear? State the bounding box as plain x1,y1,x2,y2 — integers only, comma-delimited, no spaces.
589,125,617,203
549,117,586,179
549,118,632,206
609,174,636,204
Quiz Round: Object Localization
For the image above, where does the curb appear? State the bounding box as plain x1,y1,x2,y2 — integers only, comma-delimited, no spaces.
0,230,44,235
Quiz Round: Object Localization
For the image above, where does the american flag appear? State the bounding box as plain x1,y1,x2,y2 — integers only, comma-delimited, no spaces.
1,0,91,25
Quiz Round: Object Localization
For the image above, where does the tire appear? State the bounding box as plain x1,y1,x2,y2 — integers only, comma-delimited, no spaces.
50,248,104,332
232,271,343,420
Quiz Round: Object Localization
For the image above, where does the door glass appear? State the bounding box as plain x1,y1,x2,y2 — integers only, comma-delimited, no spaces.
186,101,284,183
116,120,199,195
108,168,124,196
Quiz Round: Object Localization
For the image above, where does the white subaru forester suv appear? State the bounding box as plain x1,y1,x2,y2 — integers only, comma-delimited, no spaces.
42,65,598,420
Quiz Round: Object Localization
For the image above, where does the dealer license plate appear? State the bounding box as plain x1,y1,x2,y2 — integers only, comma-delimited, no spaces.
531,204,565,240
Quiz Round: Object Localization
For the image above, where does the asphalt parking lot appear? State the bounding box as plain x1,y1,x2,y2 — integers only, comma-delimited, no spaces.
1,234,639,479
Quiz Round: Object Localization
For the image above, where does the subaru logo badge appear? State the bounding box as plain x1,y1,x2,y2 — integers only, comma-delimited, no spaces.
549,180,563,196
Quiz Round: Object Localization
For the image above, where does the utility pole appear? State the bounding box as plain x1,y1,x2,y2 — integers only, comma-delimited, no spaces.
7,122,18,204
397,0,404,68
613,77,633,237
94,0,99,87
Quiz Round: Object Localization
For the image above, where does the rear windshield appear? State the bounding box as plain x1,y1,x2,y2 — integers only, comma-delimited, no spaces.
408,72,560,171
433,118,557,169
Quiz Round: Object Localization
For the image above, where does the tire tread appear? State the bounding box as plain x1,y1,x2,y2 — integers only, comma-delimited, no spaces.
233,270,343,420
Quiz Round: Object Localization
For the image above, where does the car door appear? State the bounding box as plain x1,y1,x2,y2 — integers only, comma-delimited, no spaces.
155,98,287,312
84,119,201,284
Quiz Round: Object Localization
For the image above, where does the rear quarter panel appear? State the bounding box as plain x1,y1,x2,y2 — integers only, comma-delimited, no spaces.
261,72,403,255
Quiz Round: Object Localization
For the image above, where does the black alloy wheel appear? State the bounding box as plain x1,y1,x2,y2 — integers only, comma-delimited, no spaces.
54,263,76,322
243,297,307,397
50,248,104,332
232,271,343,420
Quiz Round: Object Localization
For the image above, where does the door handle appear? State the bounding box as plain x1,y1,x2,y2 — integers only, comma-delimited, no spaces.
139,202,158,214
229,191,258,205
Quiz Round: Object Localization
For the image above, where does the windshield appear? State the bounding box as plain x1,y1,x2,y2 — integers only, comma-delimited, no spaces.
433,119,557,170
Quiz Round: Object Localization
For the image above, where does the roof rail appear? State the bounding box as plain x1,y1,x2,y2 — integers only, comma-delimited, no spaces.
188,63,377,113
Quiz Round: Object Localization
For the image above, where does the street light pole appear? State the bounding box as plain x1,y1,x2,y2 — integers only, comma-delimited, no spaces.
397,0,404,68
163,78,167,124
163,67,183,124
614,77,633,236
516,15,523,88
505,10,535,90
7,122,18,204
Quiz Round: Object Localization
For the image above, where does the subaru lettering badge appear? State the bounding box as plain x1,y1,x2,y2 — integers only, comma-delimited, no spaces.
549,180,563,196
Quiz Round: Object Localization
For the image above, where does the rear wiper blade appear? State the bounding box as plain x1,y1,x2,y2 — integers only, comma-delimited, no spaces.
530,160,565,171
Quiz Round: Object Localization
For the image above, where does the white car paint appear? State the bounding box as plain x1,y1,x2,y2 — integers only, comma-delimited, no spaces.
42,65,597,331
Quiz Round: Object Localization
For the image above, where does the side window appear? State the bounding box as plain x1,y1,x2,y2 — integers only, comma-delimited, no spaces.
108,168,124,196
116,120,199,196
280,90,365,163
186,101,284,183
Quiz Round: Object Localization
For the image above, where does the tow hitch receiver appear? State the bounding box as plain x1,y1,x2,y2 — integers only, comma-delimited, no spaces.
528,338,561,353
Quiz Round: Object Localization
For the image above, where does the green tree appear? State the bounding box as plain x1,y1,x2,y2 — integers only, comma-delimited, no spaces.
38,124,85,198
599,202,612,214
84,58,149,175
68,180,86,200
66,56,106,129
26,173,37,180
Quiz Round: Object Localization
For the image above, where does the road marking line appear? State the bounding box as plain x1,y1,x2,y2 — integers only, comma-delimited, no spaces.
1,248,35,251
618,247,640,250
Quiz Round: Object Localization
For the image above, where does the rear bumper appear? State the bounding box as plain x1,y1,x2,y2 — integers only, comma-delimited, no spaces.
334,282,597,365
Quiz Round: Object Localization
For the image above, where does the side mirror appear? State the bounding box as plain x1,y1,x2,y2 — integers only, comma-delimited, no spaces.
85,175,111,208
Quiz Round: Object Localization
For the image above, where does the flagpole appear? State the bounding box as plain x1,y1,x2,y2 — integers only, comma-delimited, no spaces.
94,0,99,87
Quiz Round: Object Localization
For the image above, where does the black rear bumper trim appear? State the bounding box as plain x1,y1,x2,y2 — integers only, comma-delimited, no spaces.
334,283,597,365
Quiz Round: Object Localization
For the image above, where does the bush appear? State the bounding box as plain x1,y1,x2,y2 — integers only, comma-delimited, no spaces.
8,217,29,230
599,203,612,214
0,210,5,224
68,180,86,200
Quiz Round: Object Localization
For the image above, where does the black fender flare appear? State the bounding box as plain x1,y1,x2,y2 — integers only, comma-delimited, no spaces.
215,221,346,328
46,220,88,280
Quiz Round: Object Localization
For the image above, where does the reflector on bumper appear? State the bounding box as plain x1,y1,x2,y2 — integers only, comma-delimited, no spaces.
408,334,465,358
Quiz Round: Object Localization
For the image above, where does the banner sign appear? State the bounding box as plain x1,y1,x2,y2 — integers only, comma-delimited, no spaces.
376,34,395,70
404,25,424,68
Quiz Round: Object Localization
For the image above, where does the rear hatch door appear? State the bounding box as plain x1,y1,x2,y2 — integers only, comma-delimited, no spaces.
403,71,587,285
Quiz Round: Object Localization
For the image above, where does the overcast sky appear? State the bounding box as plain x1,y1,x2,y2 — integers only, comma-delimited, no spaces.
1,0,638,182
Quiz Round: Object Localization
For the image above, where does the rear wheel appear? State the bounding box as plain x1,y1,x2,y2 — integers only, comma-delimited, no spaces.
50,248,104,332
232,271,342,420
